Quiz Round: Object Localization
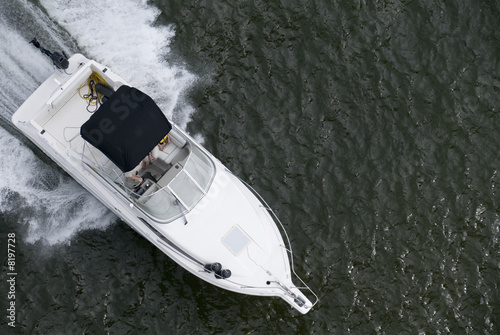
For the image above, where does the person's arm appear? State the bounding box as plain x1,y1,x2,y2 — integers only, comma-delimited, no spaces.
130,175,143,183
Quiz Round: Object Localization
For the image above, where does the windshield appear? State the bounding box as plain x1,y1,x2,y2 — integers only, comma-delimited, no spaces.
82,137,216,223
135,144,216,222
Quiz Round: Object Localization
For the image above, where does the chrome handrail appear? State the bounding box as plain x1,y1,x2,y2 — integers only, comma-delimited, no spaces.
232,174,319,309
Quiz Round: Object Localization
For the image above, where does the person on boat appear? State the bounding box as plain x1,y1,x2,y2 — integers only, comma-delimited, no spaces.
124,159,147,185
150,134,171,161
158,134,171,150
124,153,154,186
126,134,170,187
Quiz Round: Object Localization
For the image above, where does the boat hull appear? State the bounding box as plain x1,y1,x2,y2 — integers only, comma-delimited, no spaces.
12,54,316,314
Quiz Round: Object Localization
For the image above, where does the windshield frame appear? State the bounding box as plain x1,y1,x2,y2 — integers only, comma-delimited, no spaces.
133,142,217,223
79,135,217,223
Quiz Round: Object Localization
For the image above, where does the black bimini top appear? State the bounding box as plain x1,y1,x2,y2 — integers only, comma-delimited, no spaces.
81,85,172,172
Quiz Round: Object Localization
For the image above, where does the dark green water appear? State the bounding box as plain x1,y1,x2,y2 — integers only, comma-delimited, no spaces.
1,0,499,334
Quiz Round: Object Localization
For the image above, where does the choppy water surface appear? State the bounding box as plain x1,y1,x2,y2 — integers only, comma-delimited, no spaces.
1,0,499,333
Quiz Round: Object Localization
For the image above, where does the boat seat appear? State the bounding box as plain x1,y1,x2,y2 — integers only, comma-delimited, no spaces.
157,163,183,188
152,130,187,165
49,67,93,111
170,130,187,148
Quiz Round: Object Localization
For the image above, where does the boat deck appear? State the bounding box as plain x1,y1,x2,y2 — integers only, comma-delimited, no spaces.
27,60,196,222
44,91,93,150
34,67,99,152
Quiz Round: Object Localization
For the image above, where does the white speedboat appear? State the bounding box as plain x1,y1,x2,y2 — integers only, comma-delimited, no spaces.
12,40,318,314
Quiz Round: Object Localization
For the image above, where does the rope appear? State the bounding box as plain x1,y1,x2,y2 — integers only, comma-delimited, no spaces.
78,72,109,113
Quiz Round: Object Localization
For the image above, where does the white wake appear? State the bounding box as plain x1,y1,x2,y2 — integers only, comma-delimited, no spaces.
0,0,196,245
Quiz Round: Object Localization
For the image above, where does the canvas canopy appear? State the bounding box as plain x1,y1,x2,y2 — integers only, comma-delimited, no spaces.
81,85,172,172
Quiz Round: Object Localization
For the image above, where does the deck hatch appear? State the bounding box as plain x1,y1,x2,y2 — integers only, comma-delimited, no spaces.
222,225,251,256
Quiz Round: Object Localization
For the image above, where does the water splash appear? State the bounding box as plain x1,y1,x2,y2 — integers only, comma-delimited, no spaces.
0,0,195,244
0,127,116,245
0,21,52,115
39,0,196,128
0,6,114,245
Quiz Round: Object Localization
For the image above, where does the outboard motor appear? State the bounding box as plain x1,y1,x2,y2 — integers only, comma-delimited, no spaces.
29,38,69,70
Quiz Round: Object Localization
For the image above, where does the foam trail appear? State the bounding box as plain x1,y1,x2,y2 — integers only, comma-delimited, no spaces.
0,22,52,115
0,3,116,245
0,0,198,245
0,0,78,115
40,0,197,129
0,127,115,244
